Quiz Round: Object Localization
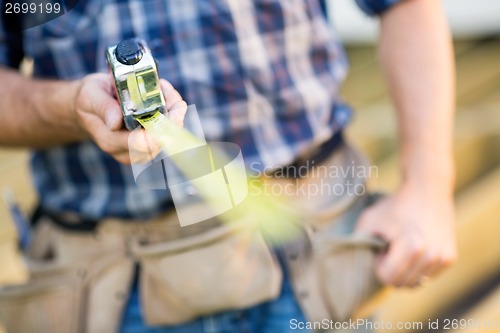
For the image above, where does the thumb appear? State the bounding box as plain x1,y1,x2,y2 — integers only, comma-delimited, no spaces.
84,74,123,130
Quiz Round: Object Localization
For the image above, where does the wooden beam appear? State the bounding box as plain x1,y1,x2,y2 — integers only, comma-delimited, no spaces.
0,150,36,214
350,105,500,191
455,39,500,106
341,40,484,110
447,286,500,333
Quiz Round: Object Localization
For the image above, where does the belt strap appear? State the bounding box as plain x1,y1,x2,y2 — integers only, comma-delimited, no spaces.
272,131,343,178
31,133,343,231
31,205,99,232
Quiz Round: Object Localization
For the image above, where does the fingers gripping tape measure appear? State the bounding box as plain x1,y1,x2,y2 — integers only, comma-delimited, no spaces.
106,39,248,226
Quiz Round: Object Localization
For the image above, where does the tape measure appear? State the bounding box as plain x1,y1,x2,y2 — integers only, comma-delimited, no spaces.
106,38,166,131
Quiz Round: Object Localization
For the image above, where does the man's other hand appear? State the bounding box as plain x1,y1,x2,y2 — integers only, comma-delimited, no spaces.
355,184,457,288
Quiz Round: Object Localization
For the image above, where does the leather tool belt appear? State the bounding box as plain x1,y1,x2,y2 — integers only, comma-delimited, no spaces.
0,138,387,333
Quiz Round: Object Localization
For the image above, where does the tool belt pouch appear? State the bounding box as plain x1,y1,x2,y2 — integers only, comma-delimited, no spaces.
278,143,388,323
309,192,387,322
0,260,86,333
133,221,282,326
0,219,134,333
305,188,386,321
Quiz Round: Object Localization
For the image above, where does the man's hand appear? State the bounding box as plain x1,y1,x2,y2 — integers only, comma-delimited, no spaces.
359,0,458,288
356,184,457,288
73,73,187,164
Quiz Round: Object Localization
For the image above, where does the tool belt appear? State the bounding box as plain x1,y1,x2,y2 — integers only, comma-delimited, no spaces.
0,139,388,333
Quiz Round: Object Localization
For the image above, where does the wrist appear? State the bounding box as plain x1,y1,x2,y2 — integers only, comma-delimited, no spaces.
400,145,455,197
64,79,85,129
401,165,455,199
33,79,87,139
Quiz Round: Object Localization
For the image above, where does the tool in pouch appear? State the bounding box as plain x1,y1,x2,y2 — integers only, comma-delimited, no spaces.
0,189,30,287
106,39,248,226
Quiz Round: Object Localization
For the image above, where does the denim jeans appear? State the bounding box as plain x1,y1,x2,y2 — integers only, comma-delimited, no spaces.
120,249,311,333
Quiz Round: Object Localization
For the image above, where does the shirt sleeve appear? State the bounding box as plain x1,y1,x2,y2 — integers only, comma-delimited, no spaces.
355,0,406,16
0,10,25,69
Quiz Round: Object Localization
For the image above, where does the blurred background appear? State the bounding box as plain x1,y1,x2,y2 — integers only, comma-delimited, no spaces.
1,1,499,332
329,1,500,332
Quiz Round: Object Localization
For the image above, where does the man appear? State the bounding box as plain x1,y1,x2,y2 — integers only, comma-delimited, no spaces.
0,0,456,332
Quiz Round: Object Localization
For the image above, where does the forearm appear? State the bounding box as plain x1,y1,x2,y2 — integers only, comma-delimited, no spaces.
0,66,86,147
379,0,455,196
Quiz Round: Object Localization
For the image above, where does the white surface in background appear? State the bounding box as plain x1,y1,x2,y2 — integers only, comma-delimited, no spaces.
327,0,500,44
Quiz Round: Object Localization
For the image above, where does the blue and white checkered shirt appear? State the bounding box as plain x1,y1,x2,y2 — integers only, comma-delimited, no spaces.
0,0,402,219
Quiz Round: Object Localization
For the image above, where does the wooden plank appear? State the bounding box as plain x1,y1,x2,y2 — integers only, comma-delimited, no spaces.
478,79,500,106
376,165,500,331
0,150,29,174
342,38,493,161
0,154,31,288
372,137,499,194
373,136,499,194
344,45,378,72
0,149,36,216
340,60,387,109
345,103,397,161
455,39,500,106
453,105,500,191
447,286,500,333
350,104,500,191
453,40,484,56
344,40,477,76
0,151,34,323
341,40,483,110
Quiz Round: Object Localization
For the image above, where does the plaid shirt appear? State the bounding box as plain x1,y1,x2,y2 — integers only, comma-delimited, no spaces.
1,0,402,219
